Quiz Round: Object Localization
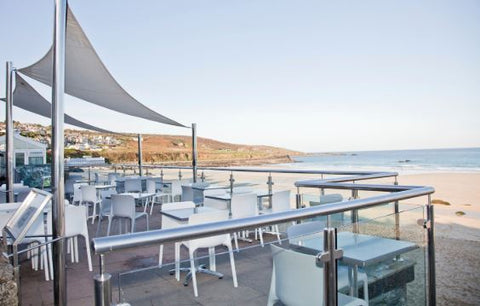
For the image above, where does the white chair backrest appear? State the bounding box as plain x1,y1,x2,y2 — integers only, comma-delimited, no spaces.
170,180,183,196
65,179,75,193
65,204,87,237
146,180,156,194
100,189,117,213
286,221,325,244
72,183,86,203
81,185,97,203
309,194,343,207
181,185,194,201
125,179,142,193
272,190,291,213
270,244,324,305
111,194,135,218
231,193,258,219
188,210,230,249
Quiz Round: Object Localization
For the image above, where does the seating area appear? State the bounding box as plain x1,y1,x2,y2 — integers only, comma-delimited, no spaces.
0,172,427,305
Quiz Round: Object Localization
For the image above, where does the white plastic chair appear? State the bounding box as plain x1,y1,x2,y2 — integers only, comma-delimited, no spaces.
124,179,142,193
72,183,87,205
286,222,369,303
81,185,101,224
158,201,196,267
107,194,149,236
65,204,93,271
268,244,368,306
179,210,238,297
96,189,117,236
146,180,169,215
230,193,263,249
261,190,292,244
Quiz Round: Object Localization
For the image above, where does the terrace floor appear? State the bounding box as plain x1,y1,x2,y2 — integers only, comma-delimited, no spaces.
19,208,276,306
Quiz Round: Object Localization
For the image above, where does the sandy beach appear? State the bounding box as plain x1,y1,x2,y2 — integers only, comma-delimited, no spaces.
398,173,480,306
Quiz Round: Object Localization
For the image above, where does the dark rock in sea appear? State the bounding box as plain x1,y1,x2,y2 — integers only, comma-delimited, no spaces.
398,159,411,163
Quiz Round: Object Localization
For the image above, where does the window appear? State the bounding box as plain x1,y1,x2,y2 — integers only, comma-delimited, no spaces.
15,152,25,167
29,156,44,165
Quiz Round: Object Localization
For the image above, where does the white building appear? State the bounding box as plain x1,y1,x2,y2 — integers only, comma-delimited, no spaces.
0,133,47,169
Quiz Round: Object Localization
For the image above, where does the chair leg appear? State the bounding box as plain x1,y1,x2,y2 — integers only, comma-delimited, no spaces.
233,233,239,252
275,225,281,244
175,242,181,282
96,215,103,237
190,254,198,297
227,244,238,288
158,244,164,267
131,219,135,233
208,248,216,272
258,228,264,247
83,234,93,272
107,216,113,236
145,215,149,231
74,236,79,263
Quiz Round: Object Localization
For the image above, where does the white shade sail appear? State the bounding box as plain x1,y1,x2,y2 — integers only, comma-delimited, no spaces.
19,7,185,128
4,73,115,134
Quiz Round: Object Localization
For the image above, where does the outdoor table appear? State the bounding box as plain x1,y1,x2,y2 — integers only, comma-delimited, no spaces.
205,190,270,216
160,206,219,223
94,184,116,190
291,231,418,297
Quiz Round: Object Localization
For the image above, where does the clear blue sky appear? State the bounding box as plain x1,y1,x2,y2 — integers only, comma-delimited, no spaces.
1,0,479,153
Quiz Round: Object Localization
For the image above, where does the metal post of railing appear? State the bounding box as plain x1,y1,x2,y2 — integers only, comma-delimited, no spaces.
318,227,343,306
160,168,164,180
5,61,14,203
295,187,302,209
267,172,274,208
200,171,205,182
94,254,112,306
394,176,400,240
51,0,67,304
351,188,359,233
178,169,182,180
229,172,235,195
427,195,436,306
320,174,325,196
137,134,143,177
192,123,197,183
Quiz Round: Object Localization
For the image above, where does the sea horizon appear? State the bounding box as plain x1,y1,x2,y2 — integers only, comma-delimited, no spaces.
279,147,480,175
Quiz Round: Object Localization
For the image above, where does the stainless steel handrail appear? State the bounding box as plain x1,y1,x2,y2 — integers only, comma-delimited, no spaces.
92,185,434,255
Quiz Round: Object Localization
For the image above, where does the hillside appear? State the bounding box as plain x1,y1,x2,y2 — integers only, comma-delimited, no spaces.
0,121,303,166
104,134,302,166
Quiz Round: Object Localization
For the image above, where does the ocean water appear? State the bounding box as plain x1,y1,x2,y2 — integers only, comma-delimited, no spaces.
281,147,480,174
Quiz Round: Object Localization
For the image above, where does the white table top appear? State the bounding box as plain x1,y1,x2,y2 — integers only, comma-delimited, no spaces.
295,231,418,267
205,190,270,201
94,184,116,190
161,207,219,222
118,192,156,200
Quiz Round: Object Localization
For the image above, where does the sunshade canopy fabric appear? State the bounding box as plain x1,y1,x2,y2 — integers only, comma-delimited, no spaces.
4,73,115,134
19,7,185,128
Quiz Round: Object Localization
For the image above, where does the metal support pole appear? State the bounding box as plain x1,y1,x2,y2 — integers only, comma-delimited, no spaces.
5,62,14,203
137,134,142,176
178,169,182,180
51,0,67,304
427,196,436,306
351,189,359,233
94,254,112,306
266,173,274,208
192,123,197,183
394,177,400,240
200,171,205,182
318,227,343,306
160,169,164,180
295,187,302,209
229,172,235,195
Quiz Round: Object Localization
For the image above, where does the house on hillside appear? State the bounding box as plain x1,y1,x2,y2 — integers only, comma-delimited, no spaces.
0,133,47,178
